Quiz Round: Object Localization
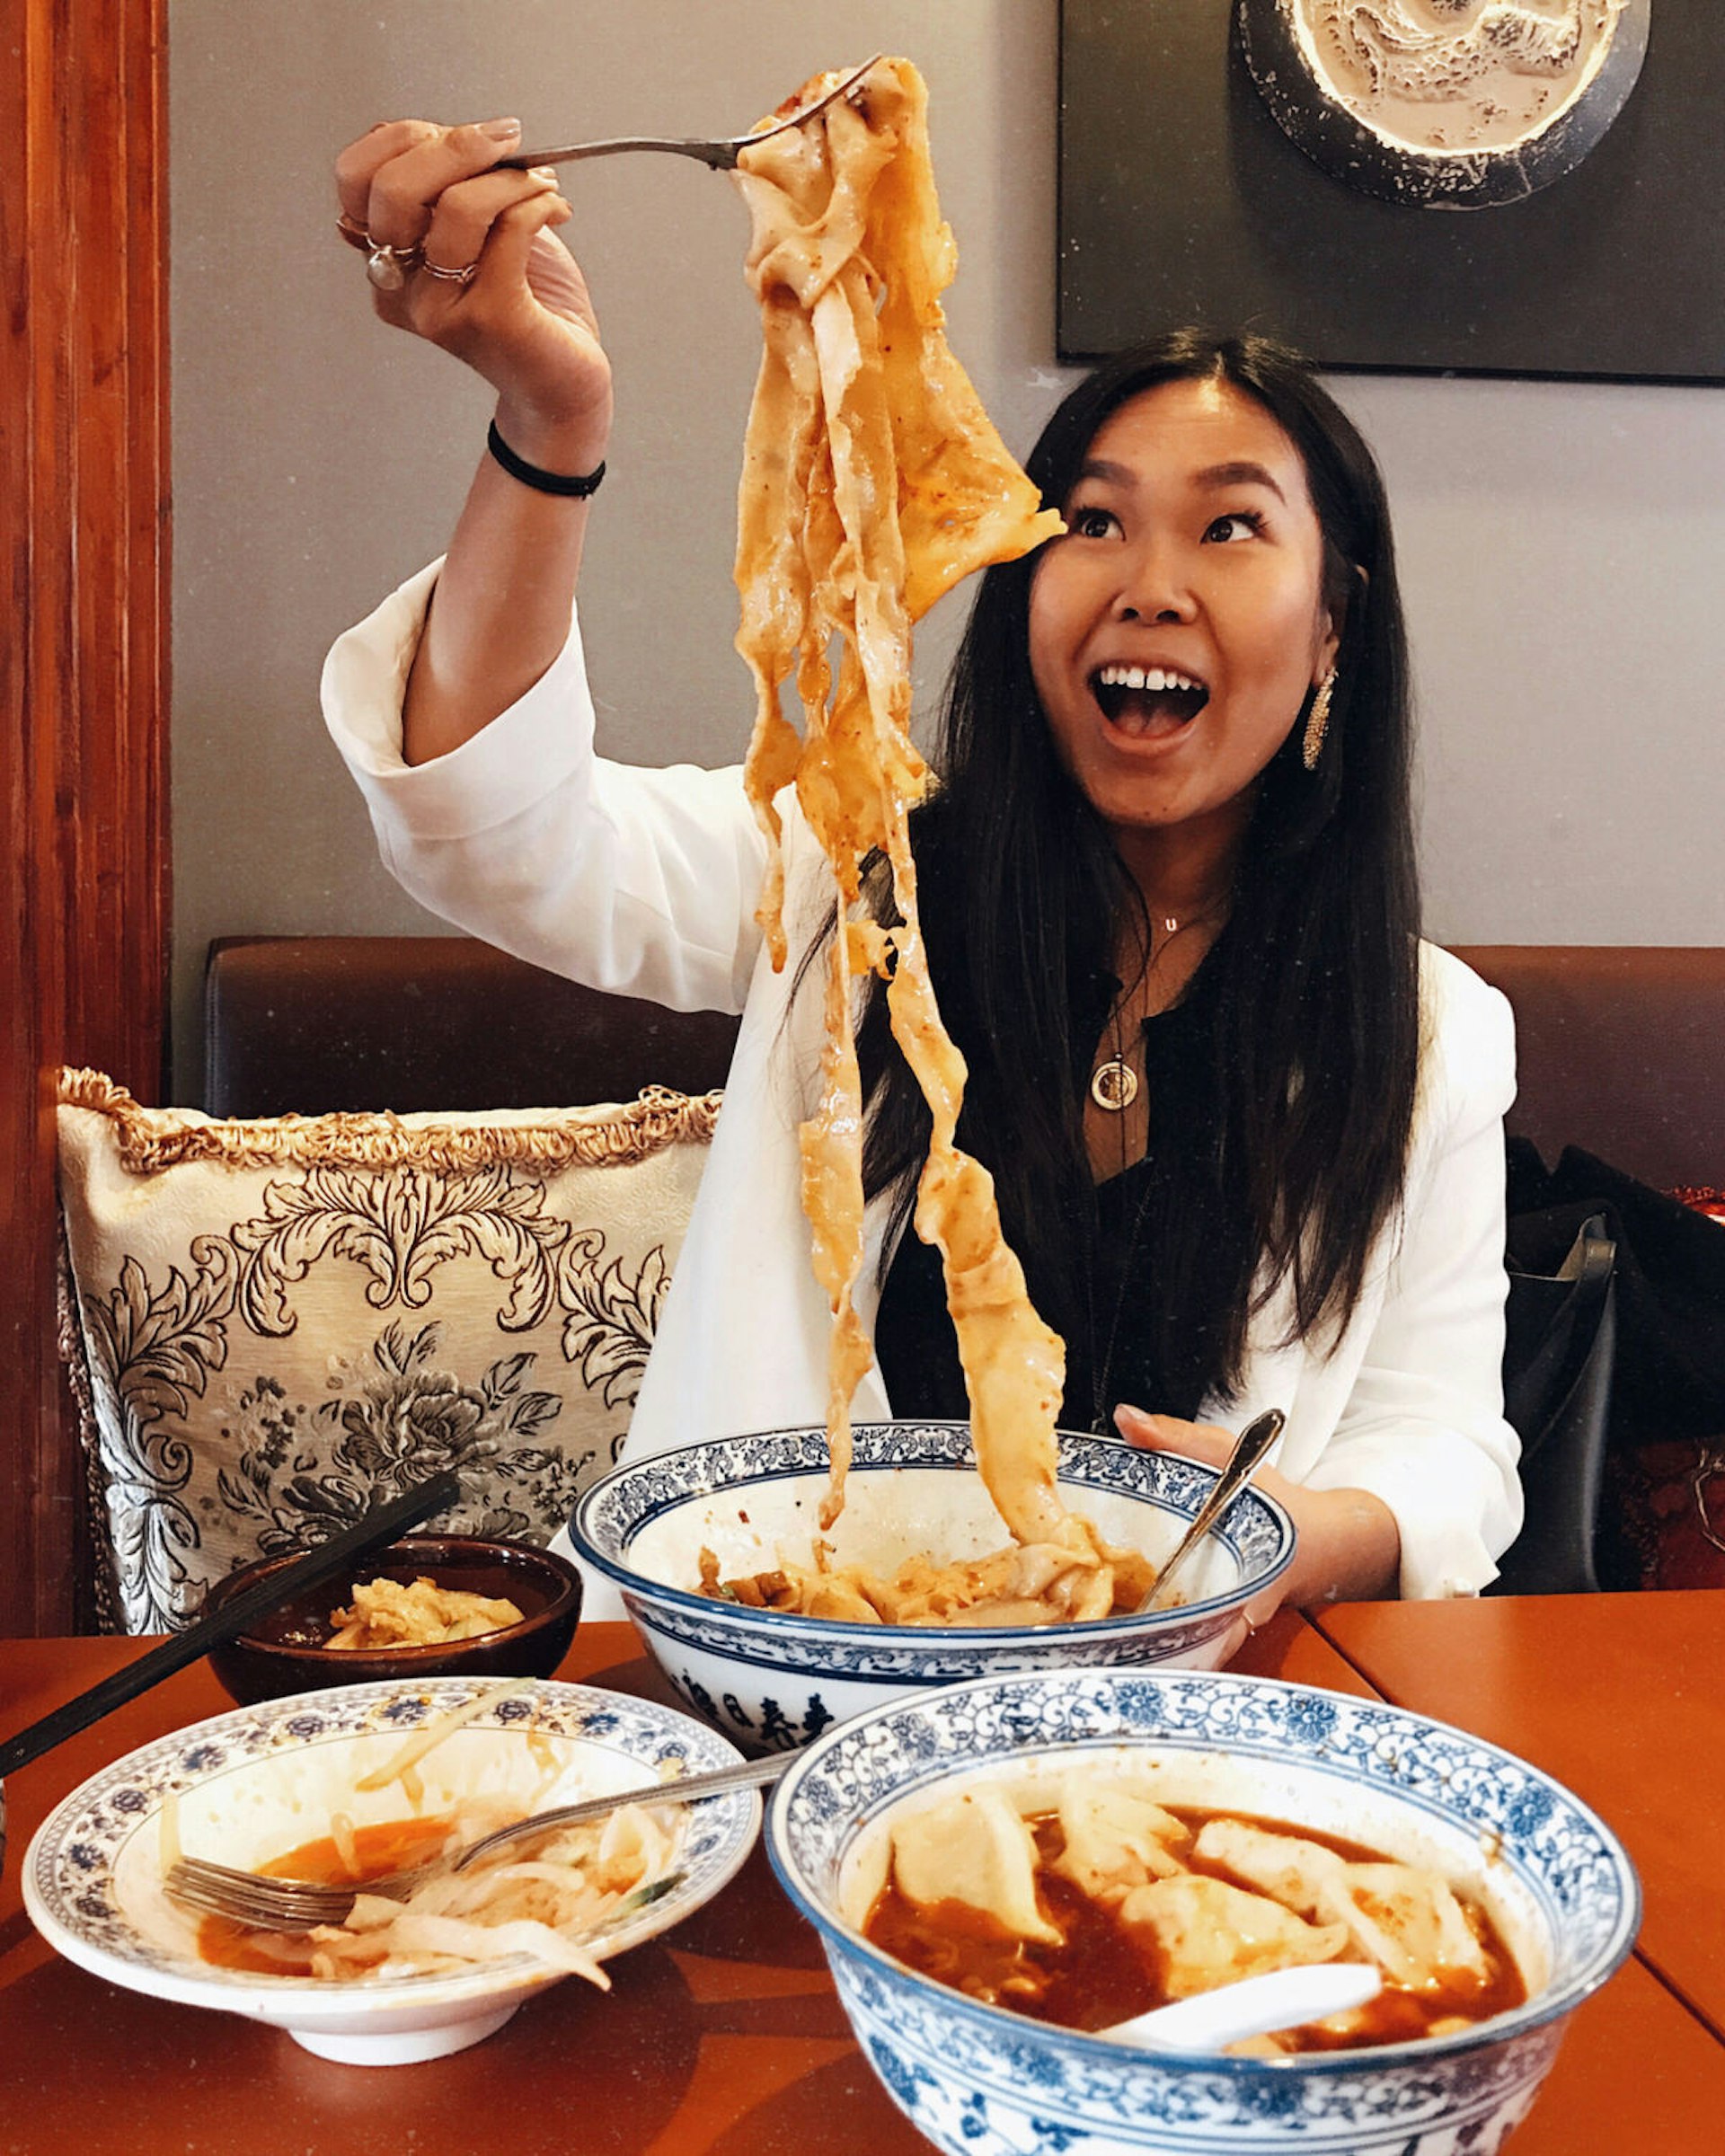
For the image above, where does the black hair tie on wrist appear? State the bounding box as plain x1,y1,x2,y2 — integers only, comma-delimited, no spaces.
486,418,606,499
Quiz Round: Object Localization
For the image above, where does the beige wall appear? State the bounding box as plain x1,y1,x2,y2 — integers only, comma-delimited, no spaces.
170,0,1724,1097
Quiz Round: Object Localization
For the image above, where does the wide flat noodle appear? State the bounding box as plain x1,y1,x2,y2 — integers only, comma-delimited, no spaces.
226,1792,681,1985
325,1576,526,1648
732,57,1066,1538
698,1524,1157,1629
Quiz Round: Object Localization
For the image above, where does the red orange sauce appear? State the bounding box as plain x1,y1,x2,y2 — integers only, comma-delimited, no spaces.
864,1807,1526,2051
197,1815,455,1975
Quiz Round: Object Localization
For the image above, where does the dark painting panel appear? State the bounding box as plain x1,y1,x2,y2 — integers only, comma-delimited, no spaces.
1058,2,1724,381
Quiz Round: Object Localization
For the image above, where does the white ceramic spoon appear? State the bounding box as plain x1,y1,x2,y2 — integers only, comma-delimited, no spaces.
1104,1962,1383,2052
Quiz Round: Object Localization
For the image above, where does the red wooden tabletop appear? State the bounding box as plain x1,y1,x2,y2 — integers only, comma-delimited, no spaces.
1313,1590,1725,2044
2,1608,1719,2153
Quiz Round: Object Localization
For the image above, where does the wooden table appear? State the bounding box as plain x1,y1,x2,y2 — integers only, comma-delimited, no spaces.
3,1605,1721,2153
1313,1593,1725,2094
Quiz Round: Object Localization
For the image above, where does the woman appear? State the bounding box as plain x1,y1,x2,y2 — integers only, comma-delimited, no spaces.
324,119,1521,1618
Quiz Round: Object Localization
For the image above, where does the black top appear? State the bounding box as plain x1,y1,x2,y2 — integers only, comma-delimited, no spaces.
872,954,1252,1434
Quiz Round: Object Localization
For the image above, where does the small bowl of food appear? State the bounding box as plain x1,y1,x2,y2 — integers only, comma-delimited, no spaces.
205,1536,583,1705
22,1675,760,2065
766,1666,1641,2156
571,1421,1294,1752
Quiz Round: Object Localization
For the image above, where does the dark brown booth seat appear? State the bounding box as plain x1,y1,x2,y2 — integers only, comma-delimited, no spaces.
1450,946,1724,1193
202,936,741,1117
203,941,1725,1190
194,935,1721,1608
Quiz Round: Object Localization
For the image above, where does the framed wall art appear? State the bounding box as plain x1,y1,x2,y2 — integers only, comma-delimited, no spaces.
1057,2,1723,381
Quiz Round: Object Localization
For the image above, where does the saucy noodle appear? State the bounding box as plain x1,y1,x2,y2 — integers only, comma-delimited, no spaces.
731,57,1073,1555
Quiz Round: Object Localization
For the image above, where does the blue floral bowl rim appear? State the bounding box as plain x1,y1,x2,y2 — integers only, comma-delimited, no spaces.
23,1674,764,1999
569,1421,1296,1642
763,1664,1642,2076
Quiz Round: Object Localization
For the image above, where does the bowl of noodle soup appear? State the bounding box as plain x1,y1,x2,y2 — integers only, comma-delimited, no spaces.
571,1420,1295,1751
22,1676,760,2066
765,1666,1640,2156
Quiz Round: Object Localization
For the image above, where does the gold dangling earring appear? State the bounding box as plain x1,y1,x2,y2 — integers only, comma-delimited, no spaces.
1302,667,1336,772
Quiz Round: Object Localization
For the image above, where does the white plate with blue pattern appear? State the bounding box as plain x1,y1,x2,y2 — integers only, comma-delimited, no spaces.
24,1676,759,2065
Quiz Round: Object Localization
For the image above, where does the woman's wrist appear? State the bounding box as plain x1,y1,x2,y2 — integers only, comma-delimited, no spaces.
1279,1486,1401,1609
491,392,611,483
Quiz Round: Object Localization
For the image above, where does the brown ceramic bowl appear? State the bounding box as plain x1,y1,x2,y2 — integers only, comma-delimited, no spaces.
204,1535,584,1706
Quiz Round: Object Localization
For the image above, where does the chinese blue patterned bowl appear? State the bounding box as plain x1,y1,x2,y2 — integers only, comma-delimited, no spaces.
766,1667,1641,2156
571,1422,1295,1753
22,1677,759,2067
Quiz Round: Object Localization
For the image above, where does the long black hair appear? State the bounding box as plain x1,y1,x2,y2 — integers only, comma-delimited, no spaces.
855,329,1421,1401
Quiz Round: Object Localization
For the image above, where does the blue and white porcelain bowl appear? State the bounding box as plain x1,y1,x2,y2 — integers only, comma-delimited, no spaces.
571,1422,1295,1753
23,1677,760,2067
766,1666,1641,2156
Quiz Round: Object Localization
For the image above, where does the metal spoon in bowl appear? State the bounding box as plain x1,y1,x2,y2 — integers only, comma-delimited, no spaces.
1105,1961,1382,2052
1137,1408,1286,1614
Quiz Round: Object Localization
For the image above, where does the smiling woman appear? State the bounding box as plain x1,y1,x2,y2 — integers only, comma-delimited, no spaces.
322,91,1520,1617
852,331,1508,1613
1026,378,1341,893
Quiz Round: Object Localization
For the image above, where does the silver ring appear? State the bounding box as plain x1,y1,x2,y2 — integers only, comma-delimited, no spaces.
365,242,422,292
420,258,481,287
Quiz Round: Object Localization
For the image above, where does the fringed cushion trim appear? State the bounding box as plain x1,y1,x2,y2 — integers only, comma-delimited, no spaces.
58,1066,721,1176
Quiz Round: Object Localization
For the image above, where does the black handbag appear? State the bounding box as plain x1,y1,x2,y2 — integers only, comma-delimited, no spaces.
1491,1208,1618,1596
1500,1139,1725,1591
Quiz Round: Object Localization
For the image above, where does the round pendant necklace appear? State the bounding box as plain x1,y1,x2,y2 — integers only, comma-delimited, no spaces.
1089,1056,1138,1112
1089,909,1218,1115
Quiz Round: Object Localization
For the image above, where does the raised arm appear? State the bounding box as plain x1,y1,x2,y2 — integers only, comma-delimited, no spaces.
333,118,614,764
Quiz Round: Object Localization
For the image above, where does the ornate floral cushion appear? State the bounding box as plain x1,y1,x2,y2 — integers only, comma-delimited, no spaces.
57,1069,720,1633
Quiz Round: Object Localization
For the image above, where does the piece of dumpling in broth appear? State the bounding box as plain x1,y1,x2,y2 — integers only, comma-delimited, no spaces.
1119,1875,1349,1998
890,1784,1061,1945
1327,1862,1491,1992
1194,1819,1489,1990
1051,1784,1190,1904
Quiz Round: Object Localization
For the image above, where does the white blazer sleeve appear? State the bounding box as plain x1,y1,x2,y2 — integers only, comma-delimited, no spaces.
1301,956,1524,1599
320,563,770,1016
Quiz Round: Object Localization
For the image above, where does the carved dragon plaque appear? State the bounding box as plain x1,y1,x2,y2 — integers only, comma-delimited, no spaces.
1238,1,1650,207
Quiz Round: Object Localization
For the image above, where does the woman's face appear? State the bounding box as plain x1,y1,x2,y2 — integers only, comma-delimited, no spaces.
1028,376,1340,877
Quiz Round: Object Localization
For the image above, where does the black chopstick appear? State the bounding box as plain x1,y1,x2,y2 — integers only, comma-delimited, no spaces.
0,1470,462,1780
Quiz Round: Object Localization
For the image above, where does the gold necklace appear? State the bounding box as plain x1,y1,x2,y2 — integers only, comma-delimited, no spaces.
1088,910,1217,1114
1089,1033,1140,1112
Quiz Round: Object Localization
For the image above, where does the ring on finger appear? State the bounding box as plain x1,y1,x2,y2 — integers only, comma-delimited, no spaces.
420,256,482,287
365,241,423,292
335,212,371,252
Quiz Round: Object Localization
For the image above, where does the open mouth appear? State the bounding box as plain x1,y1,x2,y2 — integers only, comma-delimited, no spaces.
1089,665,1209,738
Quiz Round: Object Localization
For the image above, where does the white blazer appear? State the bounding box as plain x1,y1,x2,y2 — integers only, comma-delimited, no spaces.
324,564,1523,1607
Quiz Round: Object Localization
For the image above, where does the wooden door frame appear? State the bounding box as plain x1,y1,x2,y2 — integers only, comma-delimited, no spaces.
2,0,171,1635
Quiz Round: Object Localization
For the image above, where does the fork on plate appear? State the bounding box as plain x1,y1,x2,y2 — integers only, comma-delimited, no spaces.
164,1750,789,1930
493,54,882,172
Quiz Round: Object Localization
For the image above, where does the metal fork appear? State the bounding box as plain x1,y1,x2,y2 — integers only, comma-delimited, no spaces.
495,54,882,172
164,1750,789,1930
